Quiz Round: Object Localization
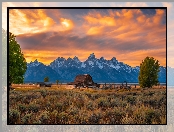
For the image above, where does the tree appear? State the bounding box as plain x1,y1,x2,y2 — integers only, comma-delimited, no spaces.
56,80,59,88
44,76,49,82
138,56,160,88
9,32,27,84
56,80,59,85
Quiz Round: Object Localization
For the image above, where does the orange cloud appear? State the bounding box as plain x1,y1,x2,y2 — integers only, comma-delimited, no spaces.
9,9,57,35
84,11,116,26
87,26,103,35
137,15,146,23
153,9,165,25
11,9,166,67
60,18,74,30
23,50,64,65
122,9,134,19
83,9,166,37
117,49,165,67
9,9,75,35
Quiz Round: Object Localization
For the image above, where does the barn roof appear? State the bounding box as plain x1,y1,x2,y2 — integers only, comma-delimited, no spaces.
74,74,91,81
73,74,93,83
67,74,97,86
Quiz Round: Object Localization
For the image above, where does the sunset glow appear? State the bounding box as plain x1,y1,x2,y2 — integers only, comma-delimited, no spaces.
8,8,166,67
62,21,69,27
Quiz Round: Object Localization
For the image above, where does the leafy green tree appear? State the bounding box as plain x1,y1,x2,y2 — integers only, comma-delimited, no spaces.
138,56,160,88
44,77,49,82
9,32,27,84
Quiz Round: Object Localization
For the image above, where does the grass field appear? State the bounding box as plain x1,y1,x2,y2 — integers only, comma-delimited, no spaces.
9,86,166,124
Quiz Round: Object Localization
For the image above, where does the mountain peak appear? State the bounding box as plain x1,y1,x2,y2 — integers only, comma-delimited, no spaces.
28,59,41,67
67,57,72,60
99,57,105,62
88,53,95,59
56,57,66,61
111,57,117,62
73,56,80,63
30,59,40,64
34,59,38,63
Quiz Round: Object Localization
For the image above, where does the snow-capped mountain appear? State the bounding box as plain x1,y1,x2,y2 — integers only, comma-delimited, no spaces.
24,53,167,83
27,59,42,67
24,60,61,83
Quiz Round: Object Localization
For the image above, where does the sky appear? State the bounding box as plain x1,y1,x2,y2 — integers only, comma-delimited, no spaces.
2,2,172,67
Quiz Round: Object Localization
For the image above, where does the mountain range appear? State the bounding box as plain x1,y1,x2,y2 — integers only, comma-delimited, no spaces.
24,53,168,84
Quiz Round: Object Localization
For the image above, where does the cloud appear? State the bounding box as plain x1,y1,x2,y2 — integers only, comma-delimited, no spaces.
81,9,166,60
9,8,166,67
86,26,104,35
16,24,166,67
60,18,74,30
9,9,76,35
9,9,56,35
82,9,165,36
83,11,116,26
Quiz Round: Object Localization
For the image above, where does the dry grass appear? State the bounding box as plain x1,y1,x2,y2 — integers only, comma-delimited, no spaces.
9,86,166,124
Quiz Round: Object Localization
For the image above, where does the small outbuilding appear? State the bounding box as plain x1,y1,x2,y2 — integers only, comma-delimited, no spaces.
36,82,52,87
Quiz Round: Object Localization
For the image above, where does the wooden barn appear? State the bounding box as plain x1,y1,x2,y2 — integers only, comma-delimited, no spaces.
68,74,100,88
